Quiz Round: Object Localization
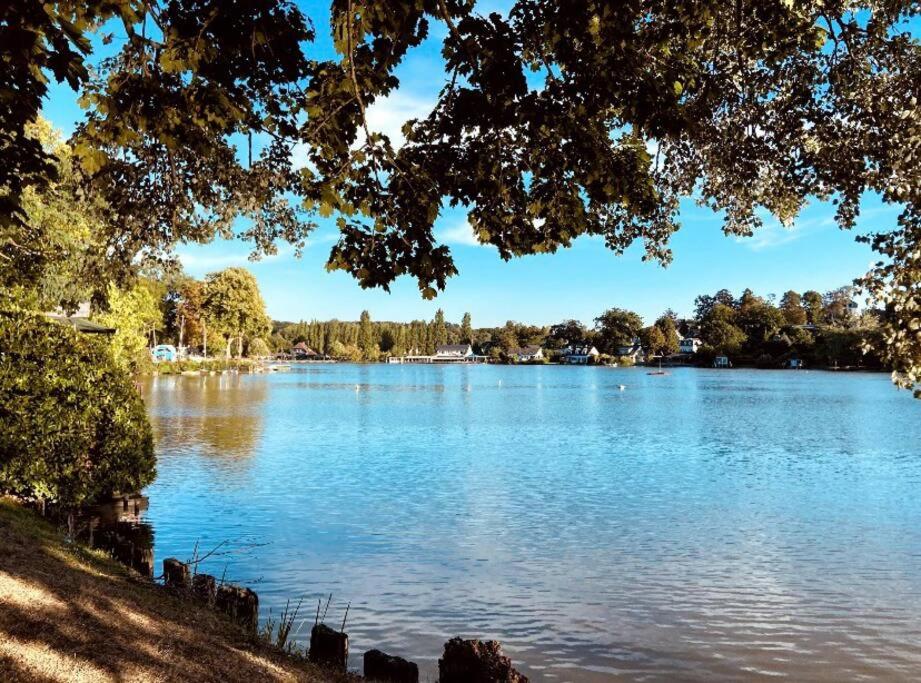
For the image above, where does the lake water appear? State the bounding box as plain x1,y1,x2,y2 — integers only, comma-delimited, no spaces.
141,365,921,681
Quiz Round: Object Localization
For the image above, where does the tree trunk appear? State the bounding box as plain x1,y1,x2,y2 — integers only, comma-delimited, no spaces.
238,335,244,358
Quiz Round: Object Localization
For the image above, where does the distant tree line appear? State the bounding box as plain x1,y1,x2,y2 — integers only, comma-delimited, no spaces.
262,285,885,369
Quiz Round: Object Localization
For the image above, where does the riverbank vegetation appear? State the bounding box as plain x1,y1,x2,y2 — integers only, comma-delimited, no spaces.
266,286,885,371
0,312,155,511
0,499,349,682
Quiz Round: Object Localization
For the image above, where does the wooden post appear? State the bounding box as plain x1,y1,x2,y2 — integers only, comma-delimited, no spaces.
215,584,259,633
163,558,190,589
364,649,418,683
309,623,348,670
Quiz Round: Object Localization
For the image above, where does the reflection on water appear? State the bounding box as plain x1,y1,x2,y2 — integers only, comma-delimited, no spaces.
142,366,921,681
78,494,154,577
142,374,268,459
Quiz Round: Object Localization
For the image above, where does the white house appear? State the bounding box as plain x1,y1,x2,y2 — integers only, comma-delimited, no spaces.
616,337,645,362
561,344,600,364
511,345,543,362
679,337,703,354
434,344,474,359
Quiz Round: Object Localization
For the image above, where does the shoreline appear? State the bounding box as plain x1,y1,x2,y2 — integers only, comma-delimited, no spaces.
0,498,355,683
0,499,531,683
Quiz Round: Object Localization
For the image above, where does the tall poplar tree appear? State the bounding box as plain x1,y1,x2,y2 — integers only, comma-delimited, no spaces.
460,312,473,345
358,310,375,360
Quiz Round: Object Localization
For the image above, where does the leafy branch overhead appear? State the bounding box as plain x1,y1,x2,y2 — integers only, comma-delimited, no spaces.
0,1,918,393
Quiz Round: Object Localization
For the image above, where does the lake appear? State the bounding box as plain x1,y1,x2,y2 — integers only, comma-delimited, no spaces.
141,365,921,681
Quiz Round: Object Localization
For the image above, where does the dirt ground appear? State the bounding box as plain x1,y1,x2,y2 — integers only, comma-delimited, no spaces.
0,499,351,683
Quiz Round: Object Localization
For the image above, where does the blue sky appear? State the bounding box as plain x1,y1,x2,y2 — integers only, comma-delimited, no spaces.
41,2,903,327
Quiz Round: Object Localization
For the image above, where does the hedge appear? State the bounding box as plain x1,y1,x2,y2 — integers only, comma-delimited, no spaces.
0,312,155,507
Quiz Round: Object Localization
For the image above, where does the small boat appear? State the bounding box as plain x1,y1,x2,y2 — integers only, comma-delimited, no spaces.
647,361,669,376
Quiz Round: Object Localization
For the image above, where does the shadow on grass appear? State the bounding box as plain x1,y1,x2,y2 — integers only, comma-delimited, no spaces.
0,501,345,683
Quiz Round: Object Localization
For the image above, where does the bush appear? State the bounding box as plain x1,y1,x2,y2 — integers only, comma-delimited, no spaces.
248,337,270,358
0,312,155,507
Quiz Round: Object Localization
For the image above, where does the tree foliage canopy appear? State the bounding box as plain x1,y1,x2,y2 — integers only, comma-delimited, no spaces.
2,0,919,393
0,312,155,506
202,267,271,356
594,308,644,354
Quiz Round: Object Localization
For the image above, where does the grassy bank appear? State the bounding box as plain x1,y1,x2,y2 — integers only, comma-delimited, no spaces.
0,500,349,683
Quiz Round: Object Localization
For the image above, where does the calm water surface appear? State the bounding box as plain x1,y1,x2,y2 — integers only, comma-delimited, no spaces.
141,365,921,681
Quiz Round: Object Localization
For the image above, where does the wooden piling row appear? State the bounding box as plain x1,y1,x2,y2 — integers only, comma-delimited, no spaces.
161,560,527,681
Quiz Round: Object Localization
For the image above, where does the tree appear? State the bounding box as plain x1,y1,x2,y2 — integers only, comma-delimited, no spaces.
248,337,270,358
700,304,747,354
202,268,271,358
460,312,473,344
96,280,163,371
858,210,920,396
0,312,155,508
4,1,919,394
823,287,856,326
735,294,785,348
802,290,825,325
702,321,748,355
547,319,587,349
174,279,205,350
779,290,807,326
330,339,363,362
433,309,448,348
4,119,109,312
496,322,520,354
639,325,667,357
594,308,643,355
358,310,376,360
654,315,680,355
694,289,736,320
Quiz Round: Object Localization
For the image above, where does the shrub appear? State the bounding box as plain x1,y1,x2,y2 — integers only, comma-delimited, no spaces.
248,337,270,358
0,312,155,507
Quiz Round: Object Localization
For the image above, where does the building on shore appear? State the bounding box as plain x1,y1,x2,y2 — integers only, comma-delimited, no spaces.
291,342,319,360
44,302,116,334
679,337,703,354
388,343,486,364
616,338,645,363
435,344,474,359
510,345,544,362
561,343,600,364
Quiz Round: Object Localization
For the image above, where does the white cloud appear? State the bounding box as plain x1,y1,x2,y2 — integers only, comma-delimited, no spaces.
176,251,251,269
735,215,836,251
438,219,484,247
289,141,312,171
289,91,435,169
176,245,295,271
363,90,435,149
